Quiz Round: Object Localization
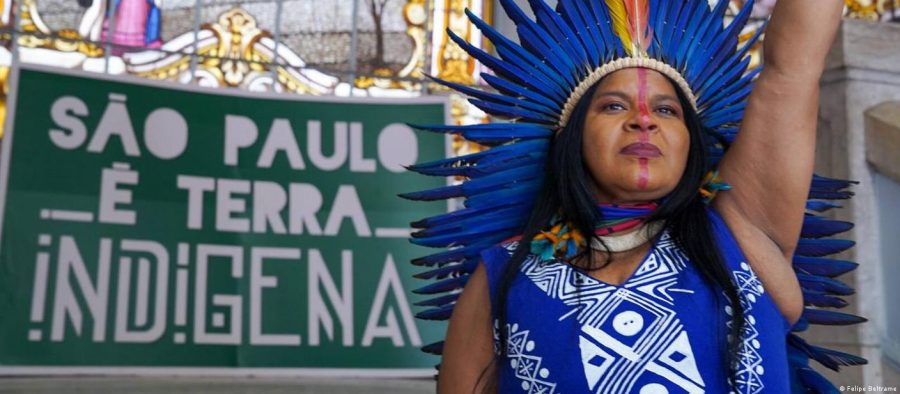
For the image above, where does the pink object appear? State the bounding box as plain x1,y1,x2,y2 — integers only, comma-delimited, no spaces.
102,0,162,55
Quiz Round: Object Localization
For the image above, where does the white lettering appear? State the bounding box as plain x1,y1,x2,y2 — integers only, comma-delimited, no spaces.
308,249,353,346
114,240,169,343
177,175,215,230
215,179,251,232
194,244,243,345
223,115,258,166
98,164,139,225
250,247,302,345
361,254,420,347
51,237,111,342
48,96,89,150
349,122,375,172
307,121,348,171
86,94,141,156
288,183,323,235
253,181,287,234
257,119,305,169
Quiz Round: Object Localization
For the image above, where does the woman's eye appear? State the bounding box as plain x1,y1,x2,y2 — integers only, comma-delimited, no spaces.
603,102,626,111
656,106,678,116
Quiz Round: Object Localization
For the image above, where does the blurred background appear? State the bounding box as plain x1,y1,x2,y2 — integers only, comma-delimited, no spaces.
0,0,897,392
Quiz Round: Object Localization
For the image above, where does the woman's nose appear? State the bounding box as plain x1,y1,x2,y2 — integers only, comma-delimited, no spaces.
627,111,659,133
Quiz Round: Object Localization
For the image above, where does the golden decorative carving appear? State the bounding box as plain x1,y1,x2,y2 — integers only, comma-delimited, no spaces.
400,0,428,80
845,0,880,20
127,8,337,95
436,0,475,86
13,0,104,56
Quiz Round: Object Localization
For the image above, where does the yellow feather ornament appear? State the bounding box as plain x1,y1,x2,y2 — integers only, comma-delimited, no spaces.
604,0,651,57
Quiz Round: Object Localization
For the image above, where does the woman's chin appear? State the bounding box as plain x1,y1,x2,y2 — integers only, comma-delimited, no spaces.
595,185,674,204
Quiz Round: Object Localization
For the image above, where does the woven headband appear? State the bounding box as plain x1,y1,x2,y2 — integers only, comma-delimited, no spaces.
559,57,698,129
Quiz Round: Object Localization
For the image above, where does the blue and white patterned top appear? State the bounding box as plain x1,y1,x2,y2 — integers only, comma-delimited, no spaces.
480,208,791,394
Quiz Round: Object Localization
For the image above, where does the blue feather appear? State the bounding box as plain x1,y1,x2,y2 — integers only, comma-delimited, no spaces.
481,74,562,110
801,216,854,238
557,0,600,67
797,367,841,393
802,308,867,326
445,29,562,100
411,245,484,267
470,99,557,124
806,200,842,212
809,190,855,200
413,276,469,295
414,293,459,307
673,0,706,69
797,273,854,296
802,289,849,308
795,238,855,257
427,75,559,118
789,334,868,371
412,204,528,229
416,304,456,320
415,124,551,147
793,256,858,278
529,0,589,75
812,174,858,191
421,341,444,355
465,9,571,95
414,260,478,280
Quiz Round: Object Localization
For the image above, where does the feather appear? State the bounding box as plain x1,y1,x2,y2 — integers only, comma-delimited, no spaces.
801,216,854,238
413,276,469,295
802,308,867,326
793,256,858,278
414,293,459,307
802,289,849,308
812,174,858,191
807,200,842,212
604,0,634,55
416,304,456,320
421,341,444,355
414,260,478,280
797,367,841,393
622,0,651,54
411,245,482,267
789,334,868,371
795,238,855,257
797,274,854,296
809,190,855,200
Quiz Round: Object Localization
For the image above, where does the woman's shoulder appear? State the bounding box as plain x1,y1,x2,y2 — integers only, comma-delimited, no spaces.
478,236,531,297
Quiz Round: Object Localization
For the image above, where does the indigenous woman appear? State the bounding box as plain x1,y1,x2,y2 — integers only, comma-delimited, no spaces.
403,0,863,393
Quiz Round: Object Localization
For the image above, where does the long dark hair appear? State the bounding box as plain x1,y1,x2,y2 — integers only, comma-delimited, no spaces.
489,74,746,389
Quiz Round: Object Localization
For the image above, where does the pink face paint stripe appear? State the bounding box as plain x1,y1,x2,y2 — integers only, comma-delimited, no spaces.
636,68,650,189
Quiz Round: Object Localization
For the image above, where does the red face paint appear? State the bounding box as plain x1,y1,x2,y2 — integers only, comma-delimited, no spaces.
636,68,651,189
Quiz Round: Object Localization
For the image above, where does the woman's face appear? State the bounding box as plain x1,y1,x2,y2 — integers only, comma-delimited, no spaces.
582,68,690,203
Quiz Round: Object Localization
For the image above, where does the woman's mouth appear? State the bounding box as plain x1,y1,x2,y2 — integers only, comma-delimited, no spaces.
620,142,662,158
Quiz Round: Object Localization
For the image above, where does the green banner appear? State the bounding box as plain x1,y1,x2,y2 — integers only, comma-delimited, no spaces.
0,64,448,375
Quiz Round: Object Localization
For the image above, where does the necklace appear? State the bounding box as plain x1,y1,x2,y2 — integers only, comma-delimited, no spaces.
530,203,660,260
590,221,665,253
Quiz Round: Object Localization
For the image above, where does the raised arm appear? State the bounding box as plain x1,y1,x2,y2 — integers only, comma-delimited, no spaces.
713,0,844,258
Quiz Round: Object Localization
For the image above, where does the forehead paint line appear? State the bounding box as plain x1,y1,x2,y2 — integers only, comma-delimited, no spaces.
636,68,650,189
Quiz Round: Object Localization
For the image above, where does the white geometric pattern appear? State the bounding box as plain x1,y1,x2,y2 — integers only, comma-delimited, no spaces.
729,261,767,394
493,322,557,394
503,231,707,394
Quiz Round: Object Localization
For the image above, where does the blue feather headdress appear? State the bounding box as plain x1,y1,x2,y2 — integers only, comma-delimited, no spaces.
402,0,865,390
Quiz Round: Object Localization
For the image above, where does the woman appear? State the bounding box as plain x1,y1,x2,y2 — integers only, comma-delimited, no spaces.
403,0,857,392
